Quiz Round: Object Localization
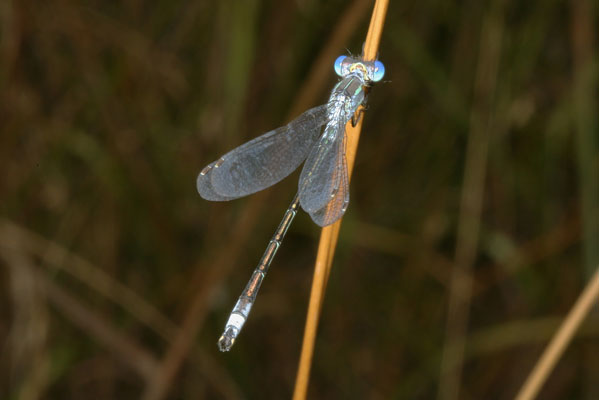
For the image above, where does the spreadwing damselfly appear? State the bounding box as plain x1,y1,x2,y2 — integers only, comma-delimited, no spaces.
197,54,385,351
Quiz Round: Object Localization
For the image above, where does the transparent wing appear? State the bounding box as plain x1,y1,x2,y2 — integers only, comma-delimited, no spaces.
298,112,347,213
308,133,350,226
196,161,238,201
197,105,327,200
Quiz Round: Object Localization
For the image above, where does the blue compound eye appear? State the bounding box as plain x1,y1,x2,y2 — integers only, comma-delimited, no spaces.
334,55,346,76
372,60,385,82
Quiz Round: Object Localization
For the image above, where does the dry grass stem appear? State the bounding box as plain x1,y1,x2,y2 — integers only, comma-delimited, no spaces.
515,267,599,400
292,1,389,399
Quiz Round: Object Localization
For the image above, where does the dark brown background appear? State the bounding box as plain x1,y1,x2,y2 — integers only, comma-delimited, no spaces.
1,0,597,399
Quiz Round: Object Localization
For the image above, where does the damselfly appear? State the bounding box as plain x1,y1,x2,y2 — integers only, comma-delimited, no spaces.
197,54,385,351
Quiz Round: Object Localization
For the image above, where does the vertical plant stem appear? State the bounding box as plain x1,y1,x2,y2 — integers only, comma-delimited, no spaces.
437,1,506,399
515,267,599,400
292,1,388,399
570,1,599,398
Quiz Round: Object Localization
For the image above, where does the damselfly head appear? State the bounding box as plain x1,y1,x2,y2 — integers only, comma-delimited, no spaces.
334,55,385,84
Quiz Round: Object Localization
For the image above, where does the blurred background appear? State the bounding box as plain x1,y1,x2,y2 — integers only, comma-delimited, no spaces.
1,0,597,398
